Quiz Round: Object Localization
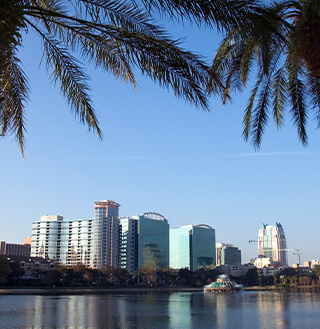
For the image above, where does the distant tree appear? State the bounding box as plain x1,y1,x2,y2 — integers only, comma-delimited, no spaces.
0,257,12,285
312,266,320,279
103,266,131,286
178,268,195,286
242,268,259,286
158,268,180,286
8,261,24,286
138,264,157,285
196,267,221,285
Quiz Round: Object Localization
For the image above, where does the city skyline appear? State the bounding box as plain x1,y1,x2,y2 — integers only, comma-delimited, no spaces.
2,197,316,267
1,21,319,266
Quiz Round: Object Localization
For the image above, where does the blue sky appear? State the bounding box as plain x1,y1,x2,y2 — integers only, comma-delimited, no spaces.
0,17,319,265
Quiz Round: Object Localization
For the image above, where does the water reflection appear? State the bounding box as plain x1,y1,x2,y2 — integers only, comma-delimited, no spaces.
1,291,320,328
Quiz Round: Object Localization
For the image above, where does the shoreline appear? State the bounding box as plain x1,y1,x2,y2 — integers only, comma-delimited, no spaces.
0,286,203,295
1,285,319,295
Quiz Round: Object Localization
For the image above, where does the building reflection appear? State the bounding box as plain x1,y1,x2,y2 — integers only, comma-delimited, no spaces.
257,292,290,328
16,291,320,328
168,292,192,328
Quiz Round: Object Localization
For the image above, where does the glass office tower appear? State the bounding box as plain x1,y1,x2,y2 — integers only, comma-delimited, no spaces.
258,222,287,266
170,224,216,271
137,213,169,269
119,213,169,273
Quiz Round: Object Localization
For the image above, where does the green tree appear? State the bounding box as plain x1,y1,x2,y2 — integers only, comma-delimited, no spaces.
242,268,258,286
138,263,157,285
312,266,320,281
208,0,320,148
178,267,195,286
8,261,24,286
0,257,12,285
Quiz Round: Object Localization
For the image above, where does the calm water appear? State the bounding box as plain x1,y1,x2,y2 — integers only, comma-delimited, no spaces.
1,291,320,328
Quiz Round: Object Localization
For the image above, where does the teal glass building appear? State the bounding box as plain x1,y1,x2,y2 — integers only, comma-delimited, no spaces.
119,212,169,273
170,224,216,271
137,213,169,269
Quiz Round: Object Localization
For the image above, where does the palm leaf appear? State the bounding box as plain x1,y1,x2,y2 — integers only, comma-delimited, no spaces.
242,72,264,141
272,65,287,128
28,19,102,137
0,54,29,155
251,77,271,148
307,75,320,128
287,57,308,145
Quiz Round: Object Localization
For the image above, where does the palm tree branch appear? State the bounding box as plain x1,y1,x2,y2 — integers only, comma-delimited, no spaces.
272,64,287,128
23,2,166,39
307,75,320,128
0,54,29,155
24,4,211,109
287,58,308,145
251,76,271,148
26,19,102,137
242,71,264,141
140,0,263,31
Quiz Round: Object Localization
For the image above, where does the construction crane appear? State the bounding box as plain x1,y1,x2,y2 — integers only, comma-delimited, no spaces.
292,249,302,265
249,240,262,256
249,240,304,266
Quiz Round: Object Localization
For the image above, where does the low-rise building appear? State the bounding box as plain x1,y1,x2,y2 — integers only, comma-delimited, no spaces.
218,263,255,277
0,241,31,257
216,243,241,266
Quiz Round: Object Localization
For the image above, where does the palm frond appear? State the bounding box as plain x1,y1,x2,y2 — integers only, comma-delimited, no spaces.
28,19,102,137
208,0,319,147
242,72,264,141
24,1,212,108
307,75,320,128
272,65,287,128
287,57,308,145
251,77,271,148
0,54,29,155
140,0,262,31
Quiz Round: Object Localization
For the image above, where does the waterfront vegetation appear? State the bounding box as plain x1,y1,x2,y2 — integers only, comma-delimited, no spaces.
1,257,320,289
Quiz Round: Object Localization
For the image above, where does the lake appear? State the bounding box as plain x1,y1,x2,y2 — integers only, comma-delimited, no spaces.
1,290,320,328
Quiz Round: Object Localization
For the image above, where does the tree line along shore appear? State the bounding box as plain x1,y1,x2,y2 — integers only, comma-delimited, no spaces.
1,258,320,292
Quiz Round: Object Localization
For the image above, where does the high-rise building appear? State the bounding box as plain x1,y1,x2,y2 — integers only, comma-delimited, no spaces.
30,202,171,271
119,212,169,273
31,215,93,266
137,212,169,269
170,224,216,271
92,200,120,268
31,215,64,261
258,222,287,266
119,217,138,274
216,243,241,266
31,200,120,268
